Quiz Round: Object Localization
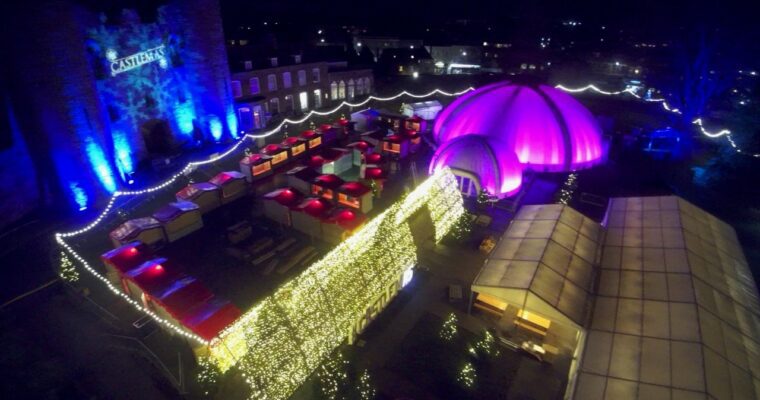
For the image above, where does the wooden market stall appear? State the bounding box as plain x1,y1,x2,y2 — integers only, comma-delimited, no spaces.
208,171,248,204
175,182,221,214
152,201,204,243
110,217,166,249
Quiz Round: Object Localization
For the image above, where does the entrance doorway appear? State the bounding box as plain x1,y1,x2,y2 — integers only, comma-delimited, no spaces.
141,119,173,154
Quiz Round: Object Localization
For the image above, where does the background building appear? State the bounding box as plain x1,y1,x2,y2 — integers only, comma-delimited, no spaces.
230,56,372,132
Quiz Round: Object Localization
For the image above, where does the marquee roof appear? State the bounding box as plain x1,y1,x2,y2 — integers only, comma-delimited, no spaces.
576,196,760,400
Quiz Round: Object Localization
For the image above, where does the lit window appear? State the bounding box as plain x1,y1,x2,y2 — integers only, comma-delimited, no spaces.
271,151,288,165
312,68,320,83
269,98,279,114
282,72,292,88
383,142,400,153
338,193,360,208
249,77,260,94
298,70,307,86
330,82,338,100
252,162,271,176
270,57,278,67
290,143,305,156
231,80,242,98
299,91,308,110
338,81,346,99
267,74,277,91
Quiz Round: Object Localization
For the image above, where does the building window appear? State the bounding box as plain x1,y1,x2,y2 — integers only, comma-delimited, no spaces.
270,57,278,67
299,91,308,111
330,81,338,100
284,95,294,112
347,79,355,100
357,79,364,95
297,70,307,86
267,74,277,91
269,98,280,114
312,68,320,83
282,72,292,88
338,81,346,99
249,77,260,94
313,89,322,109
231,80,242,98
293,54,302,64
244,60,253,70
363,77,371,93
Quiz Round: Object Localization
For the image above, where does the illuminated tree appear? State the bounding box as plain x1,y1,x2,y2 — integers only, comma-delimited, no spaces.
196,357,220,398
356,370,376,400
440,313,458,341
457,362,476,388
59,251,79,283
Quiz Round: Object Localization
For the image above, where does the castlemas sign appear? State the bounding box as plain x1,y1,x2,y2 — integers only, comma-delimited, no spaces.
108,45,168,76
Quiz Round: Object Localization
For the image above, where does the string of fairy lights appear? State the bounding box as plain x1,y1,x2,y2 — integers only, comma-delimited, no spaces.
554,84,760,158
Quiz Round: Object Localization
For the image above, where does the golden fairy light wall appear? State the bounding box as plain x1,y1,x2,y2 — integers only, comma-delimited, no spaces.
208,168,464,399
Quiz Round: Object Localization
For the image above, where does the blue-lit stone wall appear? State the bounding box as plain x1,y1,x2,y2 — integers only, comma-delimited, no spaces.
2,0,234,217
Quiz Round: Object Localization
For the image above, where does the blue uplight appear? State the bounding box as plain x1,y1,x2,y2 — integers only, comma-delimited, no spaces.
85,139,117,193
209,115,223,142
175,101,196,136
69,182,89,211
226,109,239,139
113,131,134,182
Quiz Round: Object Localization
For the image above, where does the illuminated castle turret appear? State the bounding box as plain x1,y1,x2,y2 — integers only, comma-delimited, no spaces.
1,0,234,219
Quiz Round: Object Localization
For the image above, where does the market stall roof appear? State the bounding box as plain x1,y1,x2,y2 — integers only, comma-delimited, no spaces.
152,201,200,223
101,241,152,274
286,166,319,182
300,129,320,139
154,277,214,320
321,147,350,162
126,258,184,295
295,197,333,219
306,155,327,168
383,134,406,143
263,187,304,208
176,182,219,201
325,207,366,231
110,217,162,242
364,165,387,179
181,298,241,341
473,204,603,327
240,153,272,166
282,137,304,146
209,171,245,186
261,144,285,155
365,153,383,164
576,196,760,400
338,181,371,197
312,174,345,190
347,141,372,153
